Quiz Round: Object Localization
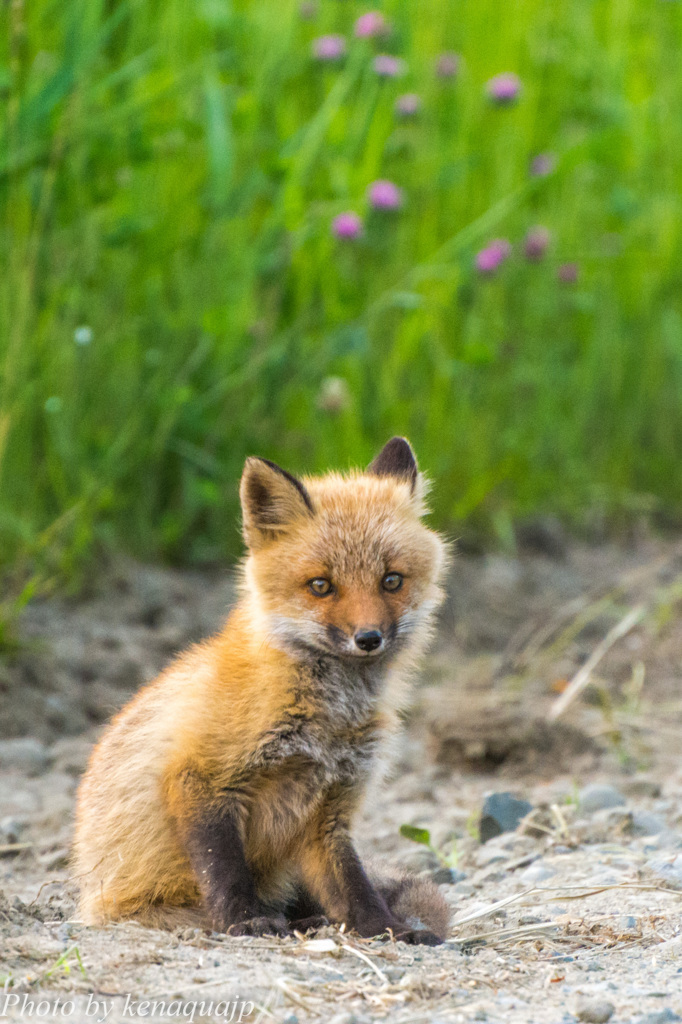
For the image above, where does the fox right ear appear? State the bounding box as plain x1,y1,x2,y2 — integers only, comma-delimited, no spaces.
367,437,418,491
240,457,314,548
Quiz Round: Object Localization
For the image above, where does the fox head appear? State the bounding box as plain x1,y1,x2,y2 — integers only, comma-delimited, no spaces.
239,438,447,662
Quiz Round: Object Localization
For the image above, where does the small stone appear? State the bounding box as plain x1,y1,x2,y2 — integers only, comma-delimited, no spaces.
575,998,615,1023
475,842,508,867
640,1012,681,1024
646,854,682,889
282,1015,299,1024
578,784,626,815
0,817,26,844
519,861,556,884
631,811,667,836
431,866,467,884
453,881,475,896
0,738,51,776
479,792,533,843
329,1014,357,1024
615,915,638,932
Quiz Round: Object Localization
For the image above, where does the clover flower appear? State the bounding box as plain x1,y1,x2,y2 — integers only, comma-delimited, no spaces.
355,11,388,37
368,179,403,210
486,72,521,104
373,54,405,77
524,226,551,262
395,93,421,117
312,35,346,61
530,152,556,177
436,52,460,79
558,262,579,284
332,212,363,239
475,239,512,274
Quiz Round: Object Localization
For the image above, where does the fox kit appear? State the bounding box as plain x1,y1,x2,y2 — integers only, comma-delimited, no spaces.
74,437,449,944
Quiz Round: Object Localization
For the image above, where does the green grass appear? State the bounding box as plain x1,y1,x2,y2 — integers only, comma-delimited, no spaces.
2,0,682,574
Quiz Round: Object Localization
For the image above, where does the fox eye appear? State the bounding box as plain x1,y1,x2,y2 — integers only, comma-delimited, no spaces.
308,577,333,597
382,572,403,592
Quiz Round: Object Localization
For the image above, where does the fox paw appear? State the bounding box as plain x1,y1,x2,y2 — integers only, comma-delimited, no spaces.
226,916,290,938
392,927,443,946
290,915,329,933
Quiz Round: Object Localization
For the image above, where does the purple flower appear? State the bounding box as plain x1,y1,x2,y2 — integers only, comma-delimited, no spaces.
436,52,460,79
355,11,388,37
486,72,521,104
524,226,551,262
530,152,556,177
373,54,406,78
332,212,363,240
475,239,512,275
368,179,403,210
558,262,579,284
395,92,421,117
312,34,347,61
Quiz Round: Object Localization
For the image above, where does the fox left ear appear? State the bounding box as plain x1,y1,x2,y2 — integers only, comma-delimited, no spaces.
367,437,418,492
240,457,314,549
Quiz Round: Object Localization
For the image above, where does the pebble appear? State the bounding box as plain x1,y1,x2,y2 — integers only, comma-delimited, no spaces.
640,1012,681,1024
645,854,682,889
431,866,467,884
578,784,626,814
453,881,476,896
0,738,51,777
328,1015,357,1024
479,792,533,843
631,810,668,836
615,915,638,932
575,998,615,1023
0,816,26,844
519,860,556,884
475,843,508,868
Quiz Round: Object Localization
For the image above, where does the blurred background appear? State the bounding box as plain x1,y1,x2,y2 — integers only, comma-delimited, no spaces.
2,0,682,584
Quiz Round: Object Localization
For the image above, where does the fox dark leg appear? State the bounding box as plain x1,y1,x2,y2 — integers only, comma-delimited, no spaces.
299,797,443,946
285,886,328,932
167,774,289,938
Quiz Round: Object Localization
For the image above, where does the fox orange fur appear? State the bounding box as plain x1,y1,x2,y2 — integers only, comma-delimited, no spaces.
73,438,450,944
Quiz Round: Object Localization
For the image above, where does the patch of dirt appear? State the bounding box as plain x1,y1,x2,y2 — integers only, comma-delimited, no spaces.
2,537,682,1022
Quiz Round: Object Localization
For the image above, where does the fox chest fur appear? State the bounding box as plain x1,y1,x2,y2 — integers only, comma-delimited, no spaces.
185,654,391,866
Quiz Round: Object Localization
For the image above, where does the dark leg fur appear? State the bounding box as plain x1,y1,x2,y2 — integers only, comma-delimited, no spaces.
299,795,444,946
285,887,328,932
175,781,289,938
333,840,442,945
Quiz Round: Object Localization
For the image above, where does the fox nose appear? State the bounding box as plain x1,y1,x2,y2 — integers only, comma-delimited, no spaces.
354,629,383,653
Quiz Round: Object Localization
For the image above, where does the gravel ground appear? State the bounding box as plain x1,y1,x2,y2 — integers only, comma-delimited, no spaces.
2,538,682,1023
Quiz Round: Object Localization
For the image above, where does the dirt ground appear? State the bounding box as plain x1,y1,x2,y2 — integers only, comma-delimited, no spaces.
3,535,682,1023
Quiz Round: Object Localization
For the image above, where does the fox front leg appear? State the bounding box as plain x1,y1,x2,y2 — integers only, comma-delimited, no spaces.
300,809,442,946
167,772,289,937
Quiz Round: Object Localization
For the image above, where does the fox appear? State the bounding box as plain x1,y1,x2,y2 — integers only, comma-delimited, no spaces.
73,437,450,944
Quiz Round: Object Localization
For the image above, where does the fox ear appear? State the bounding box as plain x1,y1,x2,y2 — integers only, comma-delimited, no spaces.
367,437,418,492
240,457,313,548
